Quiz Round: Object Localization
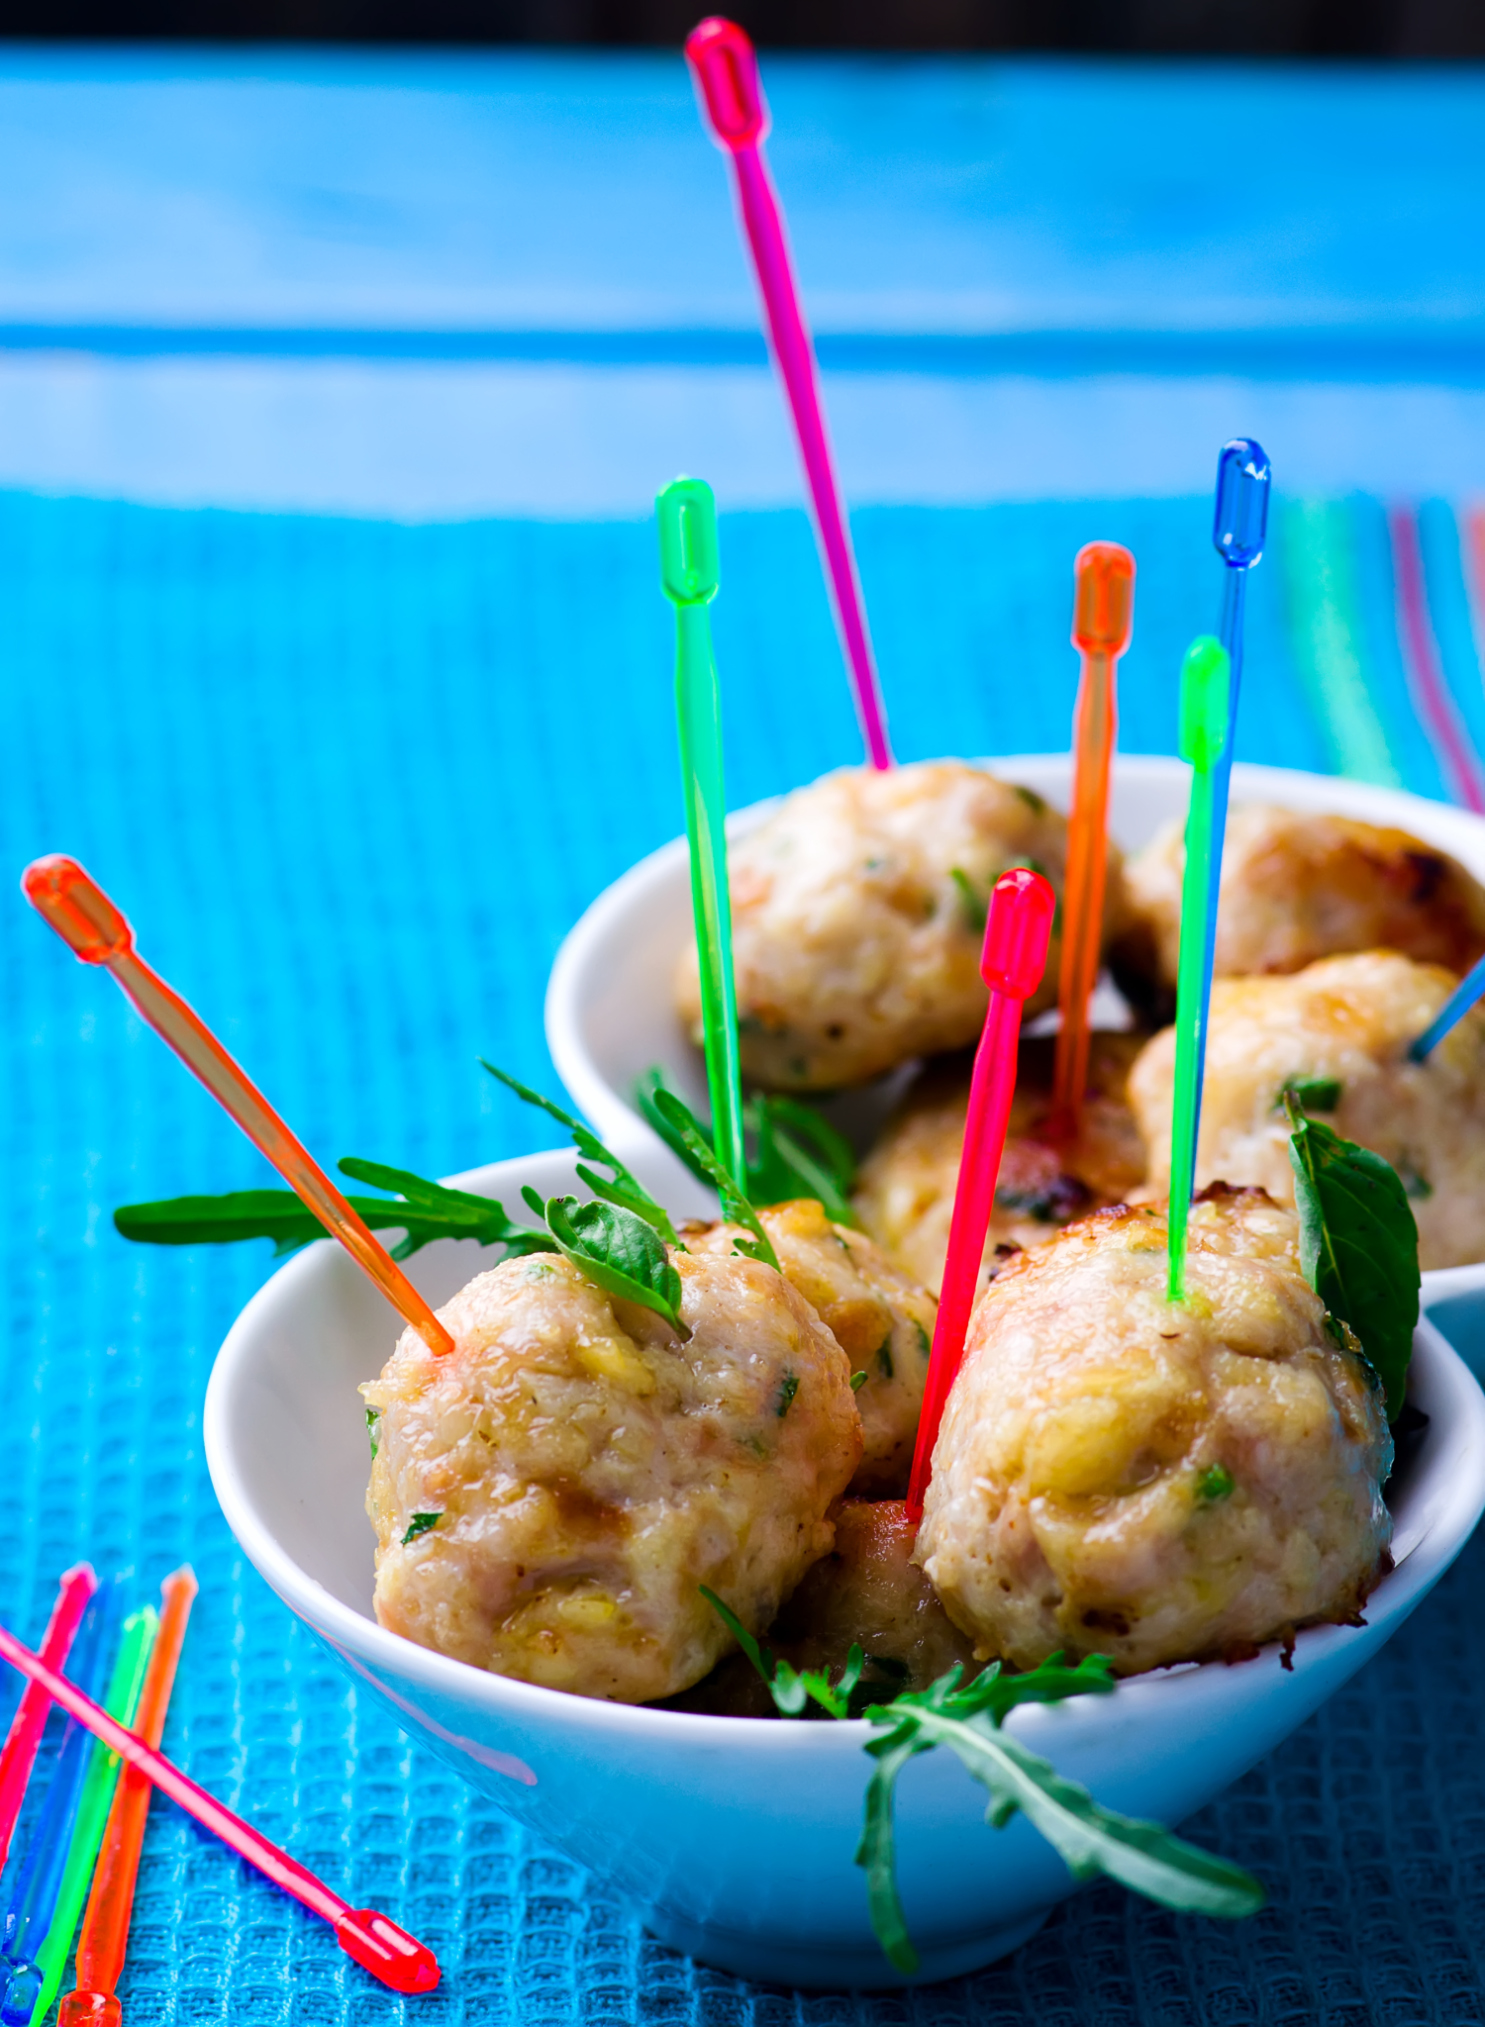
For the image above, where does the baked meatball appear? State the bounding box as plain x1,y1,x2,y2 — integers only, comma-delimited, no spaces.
852,1034,1147,1296
1114,803,1485,1018
689,1197,938,1496
676,761,1123,1090
917,1189,1392,1676
363,1248,861,1703
1129,950,1485,1270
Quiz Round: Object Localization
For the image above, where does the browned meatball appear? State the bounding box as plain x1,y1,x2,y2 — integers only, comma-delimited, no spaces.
1114,804,1485,1019
852,1034,1147,1295
917,1188,1392,1677
364,1247,862,1703
675,761,1126,1090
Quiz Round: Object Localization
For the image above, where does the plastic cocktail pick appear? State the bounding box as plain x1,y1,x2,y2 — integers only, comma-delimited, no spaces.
1051,541,1136,1134
0,1566,97,1877
657,477,747,1187
1202,440,1271,965
59,1569,195,2027
0,1587,120,2026
24,1608,156,2027
1409,949,1485,1062
1167,637,1233,1304
21,856,453,1358
0,1594,438,1999
686,18,893,772
906,868,1057,1519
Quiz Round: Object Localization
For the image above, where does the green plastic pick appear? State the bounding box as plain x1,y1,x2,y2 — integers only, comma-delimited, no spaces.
26,1605,157,2025
1167,635,1233,1304
657,477,747,1190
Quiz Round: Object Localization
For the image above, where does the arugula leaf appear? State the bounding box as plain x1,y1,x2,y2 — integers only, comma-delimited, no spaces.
114,1166,550,1262
482,1061,682,1247
949,866,988,934
648,1087,782,1273
543,1195,688,1337
1284,1094,1419,1419
857,1657,1260,1972
697,1587,883,1721
401,1512,441,1545
365,1407,380,1460
636,1068,858,1226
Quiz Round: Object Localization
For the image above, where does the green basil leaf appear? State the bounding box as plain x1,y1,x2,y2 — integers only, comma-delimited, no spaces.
1284,1095,1419,1419
544,1195,687,1336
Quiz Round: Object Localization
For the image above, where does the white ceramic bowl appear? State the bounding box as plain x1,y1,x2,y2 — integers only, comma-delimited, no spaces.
545,755,1485,1156
205,1138,1485,1991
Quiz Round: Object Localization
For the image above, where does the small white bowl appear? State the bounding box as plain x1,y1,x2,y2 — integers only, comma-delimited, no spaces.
204,1139,1485,1991
545,755,1485,1154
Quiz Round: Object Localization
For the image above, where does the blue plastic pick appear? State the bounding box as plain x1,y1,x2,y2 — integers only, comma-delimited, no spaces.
0,1586,120,2026
1194,439,1271,1155
1409,949,1485,1061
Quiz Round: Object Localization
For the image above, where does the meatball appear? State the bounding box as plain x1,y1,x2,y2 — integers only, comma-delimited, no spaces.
1129,949,1485,1270
1114,803,1485,1018
676,761,1123,1090
917,1188,1392,1676
770,1498,976,1691
852,1034,1147,1295
363,1247,862,1703
689,1197,938,1496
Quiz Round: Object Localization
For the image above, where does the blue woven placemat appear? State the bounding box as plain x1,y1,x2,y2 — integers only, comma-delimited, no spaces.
4,486,1485,2024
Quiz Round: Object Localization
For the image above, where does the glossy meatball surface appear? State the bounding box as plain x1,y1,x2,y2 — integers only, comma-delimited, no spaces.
852,1034,1146,1295
1115,804,1485,1015
917,1189,1392,1676
676,761,1115,1090
364,1247,861,1703
1129,949,1485,1270
689,1197,937,1496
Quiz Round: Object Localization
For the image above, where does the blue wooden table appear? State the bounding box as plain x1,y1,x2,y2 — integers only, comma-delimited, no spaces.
4,50,1485,2026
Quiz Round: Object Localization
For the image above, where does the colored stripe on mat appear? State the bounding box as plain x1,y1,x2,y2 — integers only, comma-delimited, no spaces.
1390,503,1485,812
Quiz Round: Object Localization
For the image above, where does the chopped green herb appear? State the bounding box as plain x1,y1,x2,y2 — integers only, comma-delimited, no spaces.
949,867,987,934
850,1370,868,1392
365,1407,380,1460
1196,1463,1234,1502
1398,1164,1434,1201
776,1371,800,1418
877,1338,894,1380
1014,784,1048,815
483,1061,681,1247
1278,1076,1342,1114
913,1319,931,1360
539,1194,688,1337
858,1657,1263,1971
1284,1094,1420,1421
401,1512,441,1545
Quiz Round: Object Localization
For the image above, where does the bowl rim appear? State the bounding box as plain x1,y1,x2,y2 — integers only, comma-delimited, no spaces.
545,751,1485,1144
205,1144,1485,1759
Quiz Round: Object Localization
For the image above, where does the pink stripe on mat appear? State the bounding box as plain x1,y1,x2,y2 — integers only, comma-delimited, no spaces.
1390,503,1485,813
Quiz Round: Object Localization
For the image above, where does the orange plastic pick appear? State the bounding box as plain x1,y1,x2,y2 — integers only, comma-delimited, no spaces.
1051,542,1135,1135
57,1568,196,2027
906,868,1056,1520
0,1564,97,1874
22,855,453,1358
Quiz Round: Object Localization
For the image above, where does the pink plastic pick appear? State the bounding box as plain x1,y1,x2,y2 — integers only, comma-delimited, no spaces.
0,1616,439,1998
906,869,1056,1518
21,855,453,1358
0,1565,97,1874
686,16,893,771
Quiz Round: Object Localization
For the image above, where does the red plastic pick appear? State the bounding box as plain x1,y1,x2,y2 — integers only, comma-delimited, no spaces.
0,1617,439,1997
0,1565,97,1873
906,869,1056,1519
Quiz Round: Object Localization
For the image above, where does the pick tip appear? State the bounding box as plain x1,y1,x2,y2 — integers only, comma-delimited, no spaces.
21,856,133,963
56,1994,120,2027
685,17,766,149
1212,438,1271,568
335,1910,441,1994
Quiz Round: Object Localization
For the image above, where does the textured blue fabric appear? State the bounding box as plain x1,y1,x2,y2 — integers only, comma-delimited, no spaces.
1,486,1481,2023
